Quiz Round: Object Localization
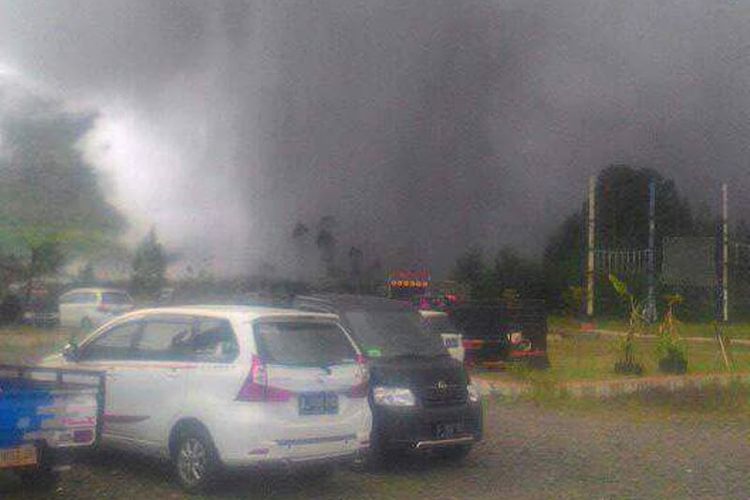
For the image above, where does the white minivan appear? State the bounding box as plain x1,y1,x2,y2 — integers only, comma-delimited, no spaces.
58,288,135,330
43,306,371,491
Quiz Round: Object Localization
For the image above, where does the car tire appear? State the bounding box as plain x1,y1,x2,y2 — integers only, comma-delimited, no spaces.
80,317,93,332
436,444,473,461
299,463,335,481
173,426,220,492
17,446,57,490
363,434,402,471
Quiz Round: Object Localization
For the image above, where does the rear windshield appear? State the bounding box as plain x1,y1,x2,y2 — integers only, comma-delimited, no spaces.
421,315,461,335
449,307,507,339
101,292,133,305
343,309,447,358
254,321,357,366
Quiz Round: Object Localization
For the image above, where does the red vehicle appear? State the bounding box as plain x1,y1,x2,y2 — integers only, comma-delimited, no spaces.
447,300,549,369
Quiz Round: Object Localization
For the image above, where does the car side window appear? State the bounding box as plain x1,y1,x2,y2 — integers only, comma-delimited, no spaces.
190,318,239,363
61,293,82,304
82,292,99,304
79,321,142,361
134,317,194,361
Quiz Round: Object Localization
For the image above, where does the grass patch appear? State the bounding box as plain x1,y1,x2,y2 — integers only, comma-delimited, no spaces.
482,334,750,384
0,326,81,364
528,378,750,422
550,315,750,340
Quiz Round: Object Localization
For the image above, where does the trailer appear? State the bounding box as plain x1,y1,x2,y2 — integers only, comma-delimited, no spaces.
0,364,104,483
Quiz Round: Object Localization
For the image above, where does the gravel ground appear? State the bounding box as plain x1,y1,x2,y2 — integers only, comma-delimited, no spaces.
2,400,748,499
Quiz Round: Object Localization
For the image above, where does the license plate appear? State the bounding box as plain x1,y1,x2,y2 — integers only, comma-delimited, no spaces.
0,445,37,469
434,422,463,439
299,392,339,415
443,338,459,348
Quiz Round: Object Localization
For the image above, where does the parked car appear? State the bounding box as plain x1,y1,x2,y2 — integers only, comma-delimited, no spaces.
22,294,60,328
448,300,549,368
418,310,465,363
0,364,104,485
58,288,135,330
292,295,483,465
42,306,371,491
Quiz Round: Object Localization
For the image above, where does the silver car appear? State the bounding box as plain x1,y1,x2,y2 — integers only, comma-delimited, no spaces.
58,288,135,330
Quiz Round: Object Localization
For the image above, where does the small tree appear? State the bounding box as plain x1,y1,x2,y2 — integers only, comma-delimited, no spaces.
609,274,645,375
76,261,96,285
656,294,688,373
131,229,167,300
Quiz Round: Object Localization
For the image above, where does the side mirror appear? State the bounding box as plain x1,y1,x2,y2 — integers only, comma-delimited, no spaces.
62,342,79,362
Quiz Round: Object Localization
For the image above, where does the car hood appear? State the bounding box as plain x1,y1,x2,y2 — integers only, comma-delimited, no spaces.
367,355,467,389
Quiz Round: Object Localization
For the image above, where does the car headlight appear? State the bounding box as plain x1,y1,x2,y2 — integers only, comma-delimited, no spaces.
372,386,416,407
467,382,481,403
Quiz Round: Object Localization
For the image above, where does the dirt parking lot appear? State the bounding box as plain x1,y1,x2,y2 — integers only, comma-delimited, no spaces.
2,398,748,499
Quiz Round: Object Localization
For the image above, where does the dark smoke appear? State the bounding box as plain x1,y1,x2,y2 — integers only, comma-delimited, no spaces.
1,1,750,276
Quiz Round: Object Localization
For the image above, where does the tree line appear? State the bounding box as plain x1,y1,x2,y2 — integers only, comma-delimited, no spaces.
452,165,750,321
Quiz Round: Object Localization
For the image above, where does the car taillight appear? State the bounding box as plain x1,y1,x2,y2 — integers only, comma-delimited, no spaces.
463,339,479,350
348,354,369,398
236,356,292,402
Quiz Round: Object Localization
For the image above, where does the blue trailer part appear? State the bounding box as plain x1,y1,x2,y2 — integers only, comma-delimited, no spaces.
0,365,104,473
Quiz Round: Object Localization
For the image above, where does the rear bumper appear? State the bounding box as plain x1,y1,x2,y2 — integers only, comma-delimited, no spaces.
371,401,483,451
235,449,360,471
463,340,548,367
207,404,371,467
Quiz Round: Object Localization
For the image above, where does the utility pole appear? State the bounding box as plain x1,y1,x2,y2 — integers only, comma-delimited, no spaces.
586,176,596,318
646,179,656,322
722,183,729,322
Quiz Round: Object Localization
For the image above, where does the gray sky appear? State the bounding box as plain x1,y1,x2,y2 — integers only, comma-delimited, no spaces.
1,0,749,276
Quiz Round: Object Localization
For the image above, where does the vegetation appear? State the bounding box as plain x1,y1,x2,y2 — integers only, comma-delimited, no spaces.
130,228,167,300
609,274,645,375
656,294,688,374
289,216,384,293
486,335,750,384
0,97,124,313
451,246,543,301
540,165,733,320
554,316,750,341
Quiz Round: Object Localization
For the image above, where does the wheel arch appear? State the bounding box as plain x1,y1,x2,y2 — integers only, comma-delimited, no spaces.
168,417,216,460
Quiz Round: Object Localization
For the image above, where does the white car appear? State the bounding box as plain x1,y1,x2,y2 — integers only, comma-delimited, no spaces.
43,306,371,491
58,288,135,330
418,310,465,363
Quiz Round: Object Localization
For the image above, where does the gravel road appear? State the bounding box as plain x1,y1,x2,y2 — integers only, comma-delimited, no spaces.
2,400,748,499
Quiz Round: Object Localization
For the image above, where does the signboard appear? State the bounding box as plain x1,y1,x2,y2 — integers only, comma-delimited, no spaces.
661,237,716,287
387,270,431,289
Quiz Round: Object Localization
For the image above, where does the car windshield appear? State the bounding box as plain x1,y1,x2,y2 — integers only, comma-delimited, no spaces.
101,292,133,305
343,309,447,358
254,321,357,366
421,315,461,335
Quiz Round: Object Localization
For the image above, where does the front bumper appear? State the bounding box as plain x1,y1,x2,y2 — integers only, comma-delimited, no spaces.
371,401,483,451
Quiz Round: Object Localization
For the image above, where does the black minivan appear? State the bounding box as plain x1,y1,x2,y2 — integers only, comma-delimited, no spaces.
292,294,483,463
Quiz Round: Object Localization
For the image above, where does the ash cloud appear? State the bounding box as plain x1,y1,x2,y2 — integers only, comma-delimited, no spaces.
2,0,750,276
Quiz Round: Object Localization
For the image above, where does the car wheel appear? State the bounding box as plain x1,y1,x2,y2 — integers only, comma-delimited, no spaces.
436,444,473,461
299,463,335,481
80,317,93,332
363,434,402,470
173,427,220,492
17,446,57,490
